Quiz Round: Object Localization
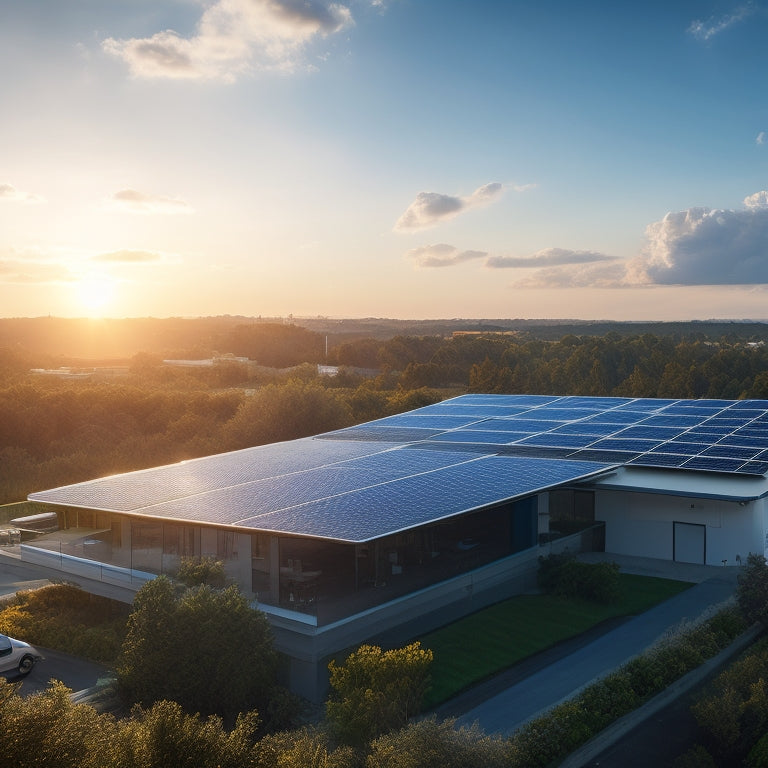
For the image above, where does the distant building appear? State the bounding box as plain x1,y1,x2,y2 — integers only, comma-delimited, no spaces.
25,394,768,700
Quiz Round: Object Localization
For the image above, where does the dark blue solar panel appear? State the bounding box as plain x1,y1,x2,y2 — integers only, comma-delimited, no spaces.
566,449,635,463
519,407,605,421
614,426,684,440
685,425,736,437
235,455,611,541
639,415,706,427
410,404,531,418
630,453,690,468
739,461,768,475
731,400,768,409
480,418,552,433
517,433,596,448
682,456,748,472
321,426,440,442
652,441,705,456
581,411,648,425
558,396,633,408
618,399,677,410
720,435,768,448
425,431,524,445
590,438,661,452
700,445,761,460
551,422,618,436
376,414,485,429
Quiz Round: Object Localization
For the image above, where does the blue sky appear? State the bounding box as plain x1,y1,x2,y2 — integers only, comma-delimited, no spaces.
1,0,767,320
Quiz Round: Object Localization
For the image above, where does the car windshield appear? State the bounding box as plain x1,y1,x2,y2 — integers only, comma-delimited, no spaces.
0,635,11,656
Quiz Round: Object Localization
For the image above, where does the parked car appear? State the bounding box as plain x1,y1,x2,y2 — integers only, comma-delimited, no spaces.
0,633,43,677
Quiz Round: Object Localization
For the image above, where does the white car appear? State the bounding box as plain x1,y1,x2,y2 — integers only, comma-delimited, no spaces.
0,633,43,677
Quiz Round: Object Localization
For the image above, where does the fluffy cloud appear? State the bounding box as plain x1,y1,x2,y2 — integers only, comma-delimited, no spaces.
627,192,768,285
103,0,353,80
0,183,44,204
757,131,766,145
407,243,487,267
486,247,616,269
394,182,503,231
106,189,193,215
688,4,755,40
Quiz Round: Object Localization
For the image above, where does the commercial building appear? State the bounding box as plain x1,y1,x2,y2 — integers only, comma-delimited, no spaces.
25,394,768,698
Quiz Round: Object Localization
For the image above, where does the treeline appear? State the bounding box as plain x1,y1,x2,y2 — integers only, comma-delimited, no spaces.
334,332,768,399
4,330,768,504
0,372,442,505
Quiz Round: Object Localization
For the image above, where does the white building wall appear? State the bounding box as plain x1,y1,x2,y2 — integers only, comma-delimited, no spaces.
595,490,766,566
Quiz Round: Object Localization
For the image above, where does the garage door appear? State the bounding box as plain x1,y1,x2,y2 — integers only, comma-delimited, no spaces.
673,522,706,564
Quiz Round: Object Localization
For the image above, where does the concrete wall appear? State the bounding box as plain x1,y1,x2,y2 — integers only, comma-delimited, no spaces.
596,489,766,566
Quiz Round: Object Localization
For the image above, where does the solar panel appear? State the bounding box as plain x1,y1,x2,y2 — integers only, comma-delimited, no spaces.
30,394,768,545
517,433,597,448
232,455,610,541
700,445,762,460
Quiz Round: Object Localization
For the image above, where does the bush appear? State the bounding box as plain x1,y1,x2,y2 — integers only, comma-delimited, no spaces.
0,583,127,663
738,553,768,626
367,716,509,768
175,556,227,588
326,643,433,748
537,553,620,603
692,639,768,764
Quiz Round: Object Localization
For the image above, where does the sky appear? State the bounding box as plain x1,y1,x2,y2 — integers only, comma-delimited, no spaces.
1,0,768,321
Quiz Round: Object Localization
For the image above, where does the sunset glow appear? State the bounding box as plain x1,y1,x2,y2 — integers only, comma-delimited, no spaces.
2,2,767,321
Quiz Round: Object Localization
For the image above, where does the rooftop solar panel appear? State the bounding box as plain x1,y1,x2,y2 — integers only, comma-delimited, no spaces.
29,394,768,543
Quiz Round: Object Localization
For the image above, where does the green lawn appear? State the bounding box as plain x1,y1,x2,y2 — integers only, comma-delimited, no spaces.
419,573,692,708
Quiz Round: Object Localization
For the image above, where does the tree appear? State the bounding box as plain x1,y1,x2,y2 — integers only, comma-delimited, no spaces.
326,642,433,748
116,578,283,723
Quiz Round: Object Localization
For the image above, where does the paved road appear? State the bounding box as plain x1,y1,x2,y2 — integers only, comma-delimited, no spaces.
3,647,114,698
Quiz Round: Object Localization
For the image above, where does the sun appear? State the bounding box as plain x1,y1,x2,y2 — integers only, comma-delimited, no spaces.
73,275,118,317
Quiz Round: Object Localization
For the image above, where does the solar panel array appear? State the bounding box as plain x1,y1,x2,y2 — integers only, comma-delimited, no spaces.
322,395,768,476
28,394,768,543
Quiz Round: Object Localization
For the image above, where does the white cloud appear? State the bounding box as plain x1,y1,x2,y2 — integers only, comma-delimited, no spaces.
744,191,768,209
0,183,45,204
106,189,193,215
394,182,503,231
406,243,487,268
688,4,755,40
103,0,354,81
486,247,616,269
510,261,629,289
627,192,768,285
757,131,766,145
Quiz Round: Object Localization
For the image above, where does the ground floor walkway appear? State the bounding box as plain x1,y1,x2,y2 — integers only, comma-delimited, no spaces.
453,554,742,737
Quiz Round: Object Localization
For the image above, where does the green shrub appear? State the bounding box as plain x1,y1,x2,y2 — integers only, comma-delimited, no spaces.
537,553,620,603
0,584,127,663
748,730,768,767
326,643,433,748
367,716,509,768
175,556,227,588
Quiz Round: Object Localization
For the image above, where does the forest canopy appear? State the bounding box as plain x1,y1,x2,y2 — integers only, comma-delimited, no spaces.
2,321,768,504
